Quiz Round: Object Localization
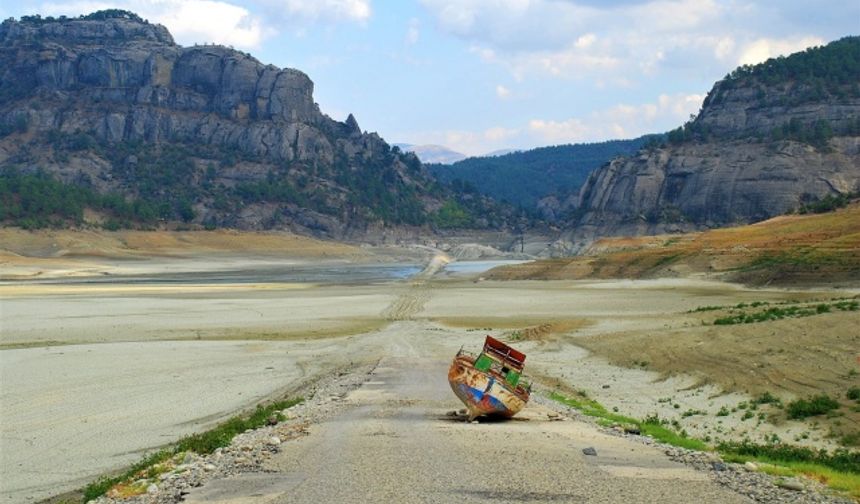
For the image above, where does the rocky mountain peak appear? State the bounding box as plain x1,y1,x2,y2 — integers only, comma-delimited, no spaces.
345,113,361,135
1,12,174,46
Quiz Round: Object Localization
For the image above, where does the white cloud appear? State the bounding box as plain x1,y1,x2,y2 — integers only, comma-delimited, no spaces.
404,125,521,156
159,1,266,48
528,118,588,144
405,17,420,45
713,36,735,61
495,84,511,99
484,125,518,142
276,0,371,23
39,0,373,49
421,0,848,86
626,0,721,33
423,0,722,83
529,92,705,144
737,36,824,66
406,93,704,154
574,33,596,49
40,0,268,48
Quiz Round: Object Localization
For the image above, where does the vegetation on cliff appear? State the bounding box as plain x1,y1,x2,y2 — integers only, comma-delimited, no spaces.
656,37,860,149
720,36,860,100
0,133,521,230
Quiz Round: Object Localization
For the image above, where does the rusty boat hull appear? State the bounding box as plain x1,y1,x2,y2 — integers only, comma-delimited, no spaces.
448,355,529,420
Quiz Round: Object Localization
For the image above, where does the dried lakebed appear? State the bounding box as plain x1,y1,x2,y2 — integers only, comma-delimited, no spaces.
0,258,855,502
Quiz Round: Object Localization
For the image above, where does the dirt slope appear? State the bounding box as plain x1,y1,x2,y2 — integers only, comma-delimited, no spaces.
490,203,860,285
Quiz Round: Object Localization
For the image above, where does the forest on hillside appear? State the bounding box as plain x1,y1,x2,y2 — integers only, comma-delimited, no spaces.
427,137,653,210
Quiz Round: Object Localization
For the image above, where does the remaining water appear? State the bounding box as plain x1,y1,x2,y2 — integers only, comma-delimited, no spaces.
15,263,422,286
442,260,530,275
8,259,529,286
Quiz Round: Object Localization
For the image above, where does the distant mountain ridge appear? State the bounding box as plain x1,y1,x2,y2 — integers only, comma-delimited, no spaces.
427,137,654,218
393,144,467,164
567,36,860,248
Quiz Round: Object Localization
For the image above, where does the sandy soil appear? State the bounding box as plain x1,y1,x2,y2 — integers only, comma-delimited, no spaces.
1,248,858,503
0,228,372,281
575,308,860,446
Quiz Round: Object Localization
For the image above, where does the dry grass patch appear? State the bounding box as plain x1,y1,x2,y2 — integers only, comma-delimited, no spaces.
196,319,389,342
0,228,364,259
433,317,591,340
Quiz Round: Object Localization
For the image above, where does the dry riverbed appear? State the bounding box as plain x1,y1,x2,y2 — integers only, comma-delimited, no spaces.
1,240,858,503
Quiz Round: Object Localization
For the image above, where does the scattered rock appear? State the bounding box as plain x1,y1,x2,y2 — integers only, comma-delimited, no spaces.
744,461,758,472
267,436,281,446
711,462,728,472
582,447,598,456
776,479,804,491
267,415,279,426
704,452,723,463
623,425,641,435
602,384,610,389
146,483,158,494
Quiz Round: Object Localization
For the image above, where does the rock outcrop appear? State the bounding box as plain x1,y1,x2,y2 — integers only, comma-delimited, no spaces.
568,37,860,246
0,15,350,163
1,12,507,236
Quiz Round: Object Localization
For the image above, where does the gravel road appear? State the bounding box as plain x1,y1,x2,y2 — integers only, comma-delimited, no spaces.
180,324,751,504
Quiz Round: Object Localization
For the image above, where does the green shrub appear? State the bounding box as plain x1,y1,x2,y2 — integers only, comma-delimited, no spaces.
752,391,782,407
848,387,860,402
787,395,840,419
82,398,302,501
718,440,860,474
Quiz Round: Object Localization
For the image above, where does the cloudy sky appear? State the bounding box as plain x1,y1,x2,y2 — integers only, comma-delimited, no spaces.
3,1,858,155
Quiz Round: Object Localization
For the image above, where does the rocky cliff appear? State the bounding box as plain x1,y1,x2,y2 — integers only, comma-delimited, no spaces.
0,11,516,236
0,14,335,162
569,37,860,247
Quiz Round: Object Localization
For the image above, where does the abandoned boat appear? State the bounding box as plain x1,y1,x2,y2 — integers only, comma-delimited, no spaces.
448,335,531,420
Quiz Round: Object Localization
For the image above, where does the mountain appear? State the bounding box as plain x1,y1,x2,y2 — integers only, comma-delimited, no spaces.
484,149,519,157
569,37,860,246
393,144,467,164
0,11,519,235
427,137,653,219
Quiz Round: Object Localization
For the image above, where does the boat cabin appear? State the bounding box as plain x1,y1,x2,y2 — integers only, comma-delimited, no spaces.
472,336,526,388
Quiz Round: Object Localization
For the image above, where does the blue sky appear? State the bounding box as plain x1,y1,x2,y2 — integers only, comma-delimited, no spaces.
3,1,858,155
